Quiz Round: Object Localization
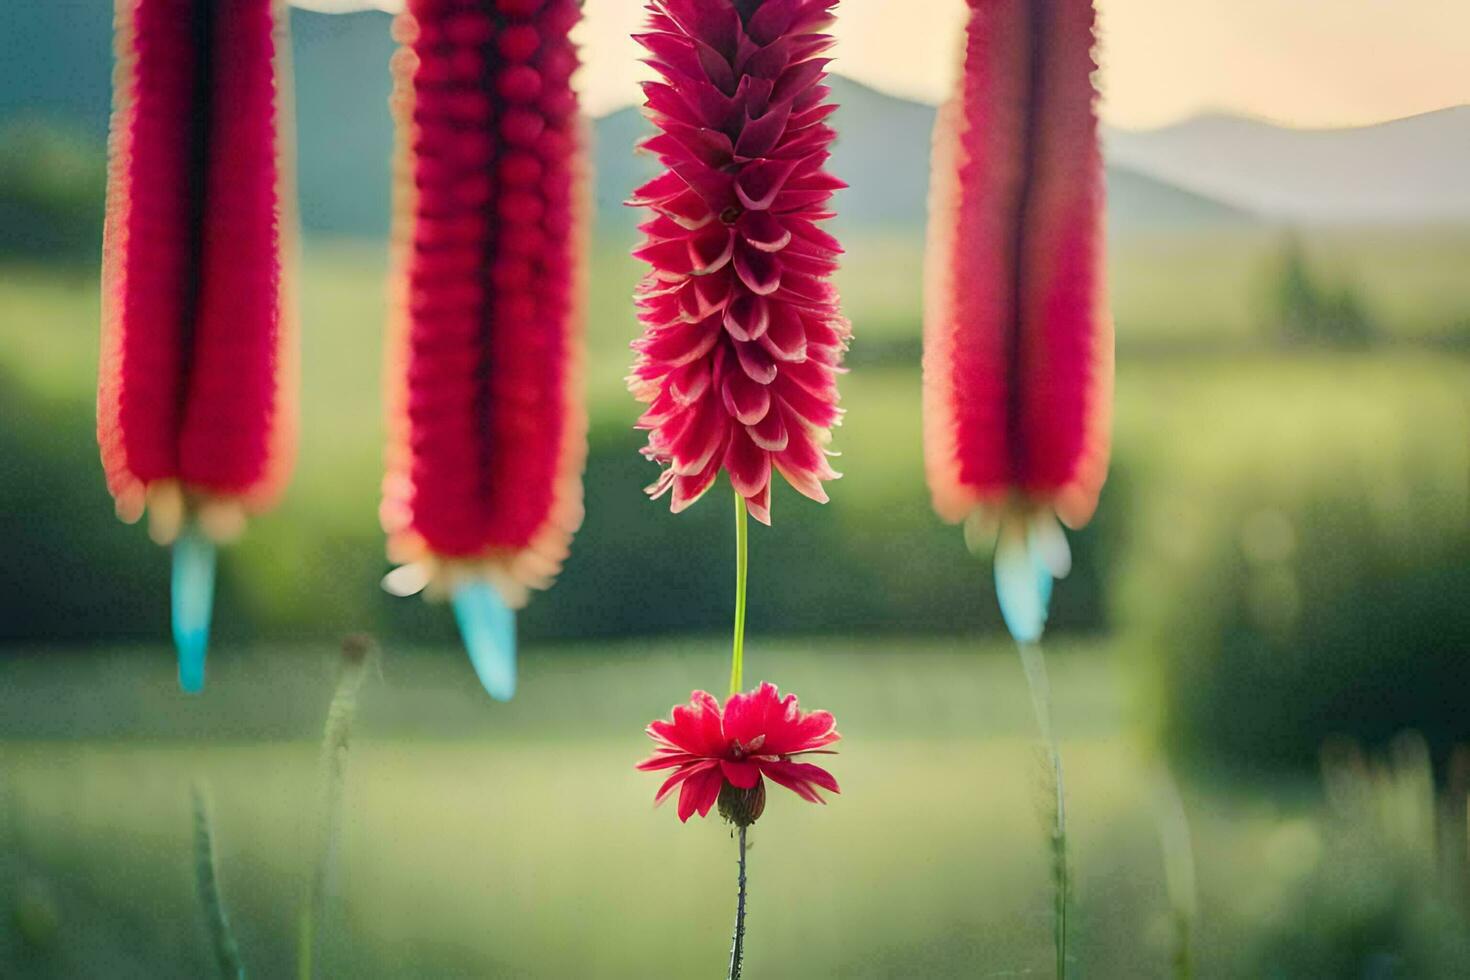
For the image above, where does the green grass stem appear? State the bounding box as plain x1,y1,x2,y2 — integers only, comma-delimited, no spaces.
1017,640,1068,979
298,635,374,980
191,785,245,979
1151,762,1198,980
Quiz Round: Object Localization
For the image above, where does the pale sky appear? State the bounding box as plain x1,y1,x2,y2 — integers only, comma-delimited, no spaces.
296,0,1470,129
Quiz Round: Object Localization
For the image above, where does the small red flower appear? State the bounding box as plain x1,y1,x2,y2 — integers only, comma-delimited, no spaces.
637,682,840,823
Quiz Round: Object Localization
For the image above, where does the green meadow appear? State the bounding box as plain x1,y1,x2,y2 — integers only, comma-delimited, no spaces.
5,640,1467,978
2,226,1469,975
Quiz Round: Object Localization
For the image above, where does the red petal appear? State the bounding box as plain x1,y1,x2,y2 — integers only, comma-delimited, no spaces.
774,427,837,504
721,370,772,425
746,0,799,46
724,425,771,498
671,436,726,512
745,481,772,525
668,391,730,475
721,759,761,789
649,689,726,758
734,102,792,159
739,209,793,253
734,243,782,296
723,292,770,342
663,2,740,59
661,187,715,229
677,764,725,822
635,315,720,370
734,156,800,211
655,761,714,804
688,225,736,275
734,339,778,385
724,681,840,757
748,409,789,453
668,359,711,405
772,58,830,105
759,759,840,803
636,749,700,771
629,170,687,207
759,304,808,362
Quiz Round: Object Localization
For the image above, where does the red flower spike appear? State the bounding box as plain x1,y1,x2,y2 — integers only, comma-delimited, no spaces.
922,0,1112,643
637,682,840,824
628,0,851,526
99,0,297,538
382,0,588,700
98,0,297,692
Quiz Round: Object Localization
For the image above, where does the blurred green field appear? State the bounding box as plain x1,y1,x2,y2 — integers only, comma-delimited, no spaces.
5,640,1466,978
3,228,1469,975
2,230,1466,645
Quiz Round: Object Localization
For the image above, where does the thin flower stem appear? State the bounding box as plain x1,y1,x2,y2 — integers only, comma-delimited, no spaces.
729,490,748,697
298,636,373,980
192,785,246,980
1017,640,1068,980
1152,762,1198,980
727,825,748,980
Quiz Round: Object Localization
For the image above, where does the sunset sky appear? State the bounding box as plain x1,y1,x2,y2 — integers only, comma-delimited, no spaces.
296,0,1470,129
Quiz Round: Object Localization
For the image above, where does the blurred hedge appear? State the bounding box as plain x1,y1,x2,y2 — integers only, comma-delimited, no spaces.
1126,445,1470,771
0,120,104,261
0,375,1111,646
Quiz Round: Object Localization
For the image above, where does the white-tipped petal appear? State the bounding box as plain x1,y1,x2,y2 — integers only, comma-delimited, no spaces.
1028,509,1073,579
381,562,432,598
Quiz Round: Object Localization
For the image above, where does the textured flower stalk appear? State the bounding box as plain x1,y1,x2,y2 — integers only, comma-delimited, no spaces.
381,0,588,700
925,5,1108,976
628,0,851,525
923,0,1111,644
98,0,297,692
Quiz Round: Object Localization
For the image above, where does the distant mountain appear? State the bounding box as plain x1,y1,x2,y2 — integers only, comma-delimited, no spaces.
598,74,1254,237
0,2,404,235
597,74,935,232
2,3,1352,239
1107,108,1470,225
288,8,399,235
1104,165,1255,232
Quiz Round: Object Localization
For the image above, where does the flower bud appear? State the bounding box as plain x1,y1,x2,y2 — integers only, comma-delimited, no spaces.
718,778,767,828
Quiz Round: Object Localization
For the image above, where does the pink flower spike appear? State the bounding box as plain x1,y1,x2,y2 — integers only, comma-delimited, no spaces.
98,0,297,692
380,0,590,700
628,0,850,526
922,0,1113,643
637,682,840,825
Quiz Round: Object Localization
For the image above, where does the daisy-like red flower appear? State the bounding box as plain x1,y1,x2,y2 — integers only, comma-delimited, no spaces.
638,682,840,824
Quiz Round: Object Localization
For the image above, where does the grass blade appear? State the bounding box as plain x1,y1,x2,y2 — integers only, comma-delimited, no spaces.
1017,640,1068,979
298,634,374,980
192,784,245,980
1151,762,1198,980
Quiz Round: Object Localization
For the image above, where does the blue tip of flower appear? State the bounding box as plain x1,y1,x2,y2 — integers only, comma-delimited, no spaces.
994,519,1055,645
171,531,217,694
451,579,517,702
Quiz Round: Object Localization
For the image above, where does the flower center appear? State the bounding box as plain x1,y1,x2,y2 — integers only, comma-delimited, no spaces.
728,734,765,759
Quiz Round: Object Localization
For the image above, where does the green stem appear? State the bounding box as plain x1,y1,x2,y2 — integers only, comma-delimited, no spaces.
1017,640,1068,979
1152,762,1197,980
299,636,373,980
727,825,748,980
729,491,748,697
192,785,246,980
